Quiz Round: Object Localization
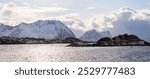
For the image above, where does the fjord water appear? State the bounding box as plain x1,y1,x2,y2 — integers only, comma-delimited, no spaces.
0,44,150,62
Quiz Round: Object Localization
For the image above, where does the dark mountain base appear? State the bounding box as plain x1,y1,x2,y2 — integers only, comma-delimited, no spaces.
0,36,88,44
0,34,150,47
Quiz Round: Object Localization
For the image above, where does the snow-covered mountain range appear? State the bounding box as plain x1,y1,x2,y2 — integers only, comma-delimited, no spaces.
0,20,112,41
80,29,112,42
0,20,76,40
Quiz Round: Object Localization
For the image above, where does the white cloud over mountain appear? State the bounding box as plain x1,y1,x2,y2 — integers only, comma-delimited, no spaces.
0,2,69,25
0,2,150,41
56,14,86,31
97,7,150,41
58,7,150,40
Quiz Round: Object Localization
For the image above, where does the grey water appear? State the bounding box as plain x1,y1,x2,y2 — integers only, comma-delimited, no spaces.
0,44,150,62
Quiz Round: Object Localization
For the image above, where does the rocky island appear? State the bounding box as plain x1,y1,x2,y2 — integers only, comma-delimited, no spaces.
69,34,150,47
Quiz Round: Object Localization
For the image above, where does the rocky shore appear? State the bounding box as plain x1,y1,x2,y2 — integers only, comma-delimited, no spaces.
0,36,87,44
69,34,150,47
0,36,65,44
0,34,150,47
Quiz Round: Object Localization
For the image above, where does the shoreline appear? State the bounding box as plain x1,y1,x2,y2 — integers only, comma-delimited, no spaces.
0,43,149,47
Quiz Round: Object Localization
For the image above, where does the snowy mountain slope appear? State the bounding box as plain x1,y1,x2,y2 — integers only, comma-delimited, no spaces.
101,31,112,38
8,20,76,39
80,29,112,42
0,23,13,37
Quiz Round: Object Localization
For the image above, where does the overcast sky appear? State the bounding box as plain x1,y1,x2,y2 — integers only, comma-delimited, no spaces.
0,0,150,41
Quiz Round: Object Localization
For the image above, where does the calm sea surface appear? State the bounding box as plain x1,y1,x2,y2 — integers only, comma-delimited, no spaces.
0,44,150,62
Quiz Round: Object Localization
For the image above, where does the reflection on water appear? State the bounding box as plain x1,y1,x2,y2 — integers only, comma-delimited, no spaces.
0,44,150,62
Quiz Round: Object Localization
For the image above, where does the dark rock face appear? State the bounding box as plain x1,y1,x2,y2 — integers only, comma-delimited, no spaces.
64,37,91,46
97,37,112,46
21,37,46,44
0,36,84,44
0,37,58,44
0,36,22,44
112,34,143,46
64,37,83,43
112,34,141,43
96,34,149,46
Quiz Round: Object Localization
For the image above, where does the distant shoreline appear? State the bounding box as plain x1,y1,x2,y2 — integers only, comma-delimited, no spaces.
0,34,150,47
0,43,149,47
68,45,150,47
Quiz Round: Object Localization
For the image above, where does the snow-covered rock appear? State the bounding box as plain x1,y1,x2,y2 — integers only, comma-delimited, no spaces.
101,31,112,38
80,29,112,42
0,23,13,37
0,20,76,40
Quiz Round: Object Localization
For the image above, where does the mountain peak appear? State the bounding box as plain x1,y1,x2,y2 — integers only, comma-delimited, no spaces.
0,23,3,26
86,29,98,34
0,20,76,40
0,24,13,37
89,29,97,32
80,29,112,42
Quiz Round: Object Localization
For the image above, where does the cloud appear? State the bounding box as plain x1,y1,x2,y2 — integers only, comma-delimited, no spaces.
148,2,150,5
53,13,87,37
0,2,69,25
87,15,114,32
86,7,96,10
90,7,150,41
56,14,86,31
